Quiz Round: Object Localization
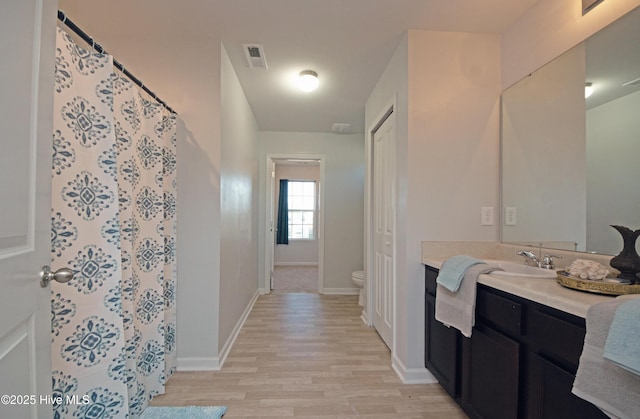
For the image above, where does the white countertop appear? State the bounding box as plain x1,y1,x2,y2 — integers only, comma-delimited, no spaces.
423,258,615,318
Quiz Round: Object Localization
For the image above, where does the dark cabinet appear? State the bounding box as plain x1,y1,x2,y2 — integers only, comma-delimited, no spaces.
527,353,607,419
461,324,520,419
424,265,608,419
424,266,459,398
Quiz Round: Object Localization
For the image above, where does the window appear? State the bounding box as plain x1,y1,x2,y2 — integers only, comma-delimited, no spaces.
287,181,316,239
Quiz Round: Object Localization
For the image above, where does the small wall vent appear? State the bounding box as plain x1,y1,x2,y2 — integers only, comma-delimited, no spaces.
243,43,268,69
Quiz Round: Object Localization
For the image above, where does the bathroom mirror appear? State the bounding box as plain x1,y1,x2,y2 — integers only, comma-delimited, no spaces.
501,6,640,255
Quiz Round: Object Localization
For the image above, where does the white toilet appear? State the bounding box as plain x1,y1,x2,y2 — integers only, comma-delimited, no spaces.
351,270,365,306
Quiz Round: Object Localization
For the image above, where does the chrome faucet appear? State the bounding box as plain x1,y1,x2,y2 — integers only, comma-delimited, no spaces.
517,251,562,269
517,250,541,267
540,254,562,270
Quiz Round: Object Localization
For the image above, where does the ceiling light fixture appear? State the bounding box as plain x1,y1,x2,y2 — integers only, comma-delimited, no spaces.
298,70,319,92
585,82,594,98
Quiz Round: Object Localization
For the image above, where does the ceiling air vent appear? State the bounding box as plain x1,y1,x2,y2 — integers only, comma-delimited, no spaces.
243,43,268,69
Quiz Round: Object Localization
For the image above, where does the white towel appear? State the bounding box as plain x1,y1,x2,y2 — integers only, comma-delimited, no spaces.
572,295,640,419
435,263,502,338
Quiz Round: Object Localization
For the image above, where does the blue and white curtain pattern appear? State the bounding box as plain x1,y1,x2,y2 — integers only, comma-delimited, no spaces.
51,27,177,418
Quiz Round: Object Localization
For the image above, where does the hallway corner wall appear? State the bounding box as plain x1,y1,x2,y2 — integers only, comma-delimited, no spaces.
219,45,261,351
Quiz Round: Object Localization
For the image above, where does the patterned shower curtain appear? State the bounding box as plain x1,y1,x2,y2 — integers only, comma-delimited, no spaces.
50,27,177,418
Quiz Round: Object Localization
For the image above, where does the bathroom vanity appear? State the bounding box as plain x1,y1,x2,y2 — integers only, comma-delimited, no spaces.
420,7,640,417
424,264,611,419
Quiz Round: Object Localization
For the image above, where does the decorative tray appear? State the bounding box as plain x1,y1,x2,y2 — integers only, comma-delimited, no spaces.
557,270,640,296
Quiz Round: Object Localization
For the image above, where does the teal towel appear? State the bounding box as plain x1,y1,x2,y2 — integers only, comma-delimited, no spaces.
604,297,640,376
141,406,228,418
436,255,485,292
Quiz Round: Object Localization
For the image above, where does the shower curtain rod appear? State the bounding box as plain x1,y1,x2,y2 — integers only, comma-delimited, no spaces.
57,10,176,114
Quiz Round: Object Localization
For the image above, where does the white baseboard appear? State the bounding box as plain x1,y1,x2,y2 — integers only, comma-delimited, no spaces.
391,353,438,384
217,290,260,368
360,309,369,325
274,262,319,267
260,287,358,295
322,287,360,295
177,290,260,372
176,357,221,371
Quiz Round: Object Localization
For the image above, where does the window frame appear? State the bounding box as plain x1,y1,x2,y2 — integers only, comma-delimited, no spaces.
286,180,316,240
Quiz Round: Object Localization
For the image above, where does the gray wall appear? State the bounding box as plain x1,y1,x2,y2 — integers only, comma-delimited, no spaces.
587,90,640,254
219,46,260,353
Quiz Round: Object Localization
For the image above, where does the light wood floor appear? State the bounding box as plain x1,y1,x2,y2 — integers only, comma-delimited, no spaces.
151,293,468,418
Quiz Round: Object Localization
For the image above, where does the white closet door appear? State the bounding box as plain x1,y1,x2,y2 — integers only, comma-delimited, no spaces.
372,112,395,349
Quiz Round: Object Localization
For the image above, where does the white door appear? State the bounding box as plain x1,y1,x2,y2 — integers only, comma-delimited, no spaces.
0,1,56,418
372,112,395,349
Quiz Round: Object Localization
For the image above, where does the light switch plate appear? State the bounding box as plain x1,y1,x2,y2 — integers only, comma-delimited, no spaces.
505,207,517,226
481,207,494,226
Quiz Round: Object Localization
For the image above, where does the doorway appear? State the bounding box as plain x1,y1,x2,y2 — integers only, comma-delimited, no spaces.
265,154,325,293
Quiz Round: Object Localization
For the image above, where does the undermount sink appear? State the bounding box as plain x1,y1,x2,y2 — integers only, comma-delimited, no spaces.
482,259,557,279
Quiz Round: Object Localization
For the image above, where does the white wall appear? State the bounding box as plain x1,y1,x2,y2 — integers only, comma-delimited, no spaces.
171,44,223,368
365,30,502,382
587,90,640,254
258,132,365,292
406,29,501,376
365,30,500,382
364,33,410,376
274,164,320,265
407,31,501,243
502,0,640,89
219,46,260,352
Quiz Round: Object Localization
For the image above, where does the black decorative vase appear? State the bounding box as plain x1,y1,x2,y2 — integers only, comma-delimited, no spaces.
609,225,640,284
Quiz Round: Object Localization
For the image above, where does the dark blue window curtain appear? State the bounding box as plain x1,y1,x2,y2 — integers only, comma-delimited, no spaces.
276,179,289,245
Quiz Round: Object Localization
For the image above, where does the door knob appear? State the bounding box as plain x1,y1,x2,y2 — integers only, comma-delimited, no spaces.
39,266,74,288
